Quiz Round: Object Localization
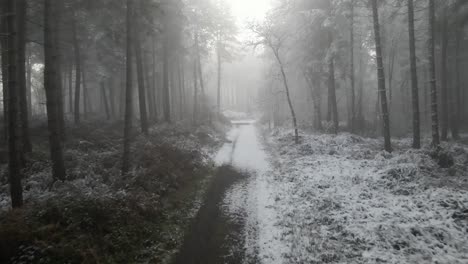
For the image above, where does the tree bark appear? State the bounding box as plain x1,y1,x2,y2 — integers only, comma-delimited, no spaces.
162,22,171,123
101,82,110,120
452,27,462,140
16,0,32,153
371,0,392,152
72,17,81,124
122,0,134,175
26,47,32,118
193,59,198,125
349,0,356,132
134,30,149,134
428,0,440,146
328,31,339,134
216,39,222,115
408,0,421,148
440,5,449,141
7,0,23,208
82,68,89,118
44,0,66,181
1,4,9,142
273,49,299,144
68,62,73,113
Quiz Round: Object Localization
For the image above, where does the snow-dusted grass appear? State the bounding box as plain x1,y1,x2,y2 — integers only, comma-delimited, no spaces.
263,129,468,264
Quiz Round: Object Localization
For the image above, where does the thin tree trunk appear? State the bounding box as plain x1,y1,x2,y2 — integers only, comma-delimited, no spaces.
349,0,356,132
162,23,170,123
72,17,81,124
428,0,440,146
217,39,222,115
273,49,299,144
26,47,32,119
68,62,73,113
152,36,158,120
122,0,134,175
451,27,461,139
195,33,205,95
408,0,421,148
371,0,392,152
1,4,9,142
7,0,23,208
16,0,32,153
328,31,339,134
82,68,89,117
440,5,449,141
44,0,66,181
101,82,110,120
193,59,198,125
134,30,149,135
108,78,115,119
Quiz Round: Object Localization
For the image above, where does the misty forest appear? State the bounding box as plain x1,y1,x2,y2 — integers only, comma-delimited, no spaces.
1,0,468,263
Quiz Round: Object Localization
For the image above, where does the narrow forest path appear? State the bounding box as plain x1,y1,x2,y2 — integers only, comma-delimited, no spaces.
173,121,281,264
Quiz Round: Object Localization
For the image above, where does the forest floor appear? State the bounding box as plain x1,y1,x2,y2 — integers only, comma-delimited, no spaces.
0,120,226,263
249,128,468,264
1,118,468,264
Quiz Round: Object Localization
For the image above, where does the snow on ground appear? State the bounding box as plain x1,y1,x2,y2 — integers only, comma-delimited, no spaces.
263,128,468,263
217,122,287,264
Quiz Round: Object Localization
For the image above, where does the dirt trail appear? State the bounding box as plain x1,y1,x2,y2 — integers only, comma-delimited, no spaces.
173,123,252,264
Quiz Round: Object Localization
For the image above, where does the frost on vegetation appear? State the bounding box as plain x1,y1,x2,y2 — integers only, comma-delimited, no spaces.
264,128,468,264
0,122,224,263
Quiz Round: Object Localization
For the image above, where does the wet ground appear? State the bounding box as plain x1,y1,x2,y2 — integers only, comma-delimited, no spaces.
173,122,261,264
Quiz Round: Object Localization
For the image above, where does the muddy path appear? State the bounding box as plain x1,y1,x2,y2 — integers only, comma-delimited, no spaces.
172,165,247,264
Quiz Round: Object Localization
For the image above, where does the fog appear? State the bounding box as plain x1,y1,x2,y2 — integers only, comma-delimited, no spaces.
1,0,468,263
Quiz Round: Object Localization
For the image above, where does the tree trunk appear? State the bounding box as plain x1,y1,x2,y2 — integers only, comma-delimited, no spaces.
452,27,461,140
122,0,134,175
1,4,9,142
44,0,66,181
273,50,299,144
328,50,339,134
72,17,81,124
428,0,440,146
16,0,32,153
162,23,171,123
371,0,392,152
349,0,356,132
26,47,32,118
108,78,115,119
217,39,222,116
82,68,89,118
101,82,110,120
152,36,158,120
440,5,449,141
134,30,149,135
7,0,23,208
193,59,198,125
68,62,73,113
195,33,205,95
408,0,421,148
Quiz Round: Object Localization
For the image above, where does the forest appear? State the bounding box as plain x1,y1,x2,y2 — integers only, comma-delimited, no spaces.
0,0,468,263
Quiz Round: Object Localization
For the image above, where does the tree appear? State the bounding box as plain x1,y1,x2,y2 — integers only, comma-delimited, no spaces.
252,21,299,144
427,0,440,146
134,29,149,135
72,16,82,125
349,0,356,132
6,0,23,208
122,0,134,175
407,0,420,148
44,0,67,181
371,0,392,152
17,0,32,153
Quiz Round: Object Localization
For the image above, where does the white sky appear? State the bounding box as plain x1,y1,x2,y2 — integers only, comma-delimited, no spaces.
226,0,272,24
